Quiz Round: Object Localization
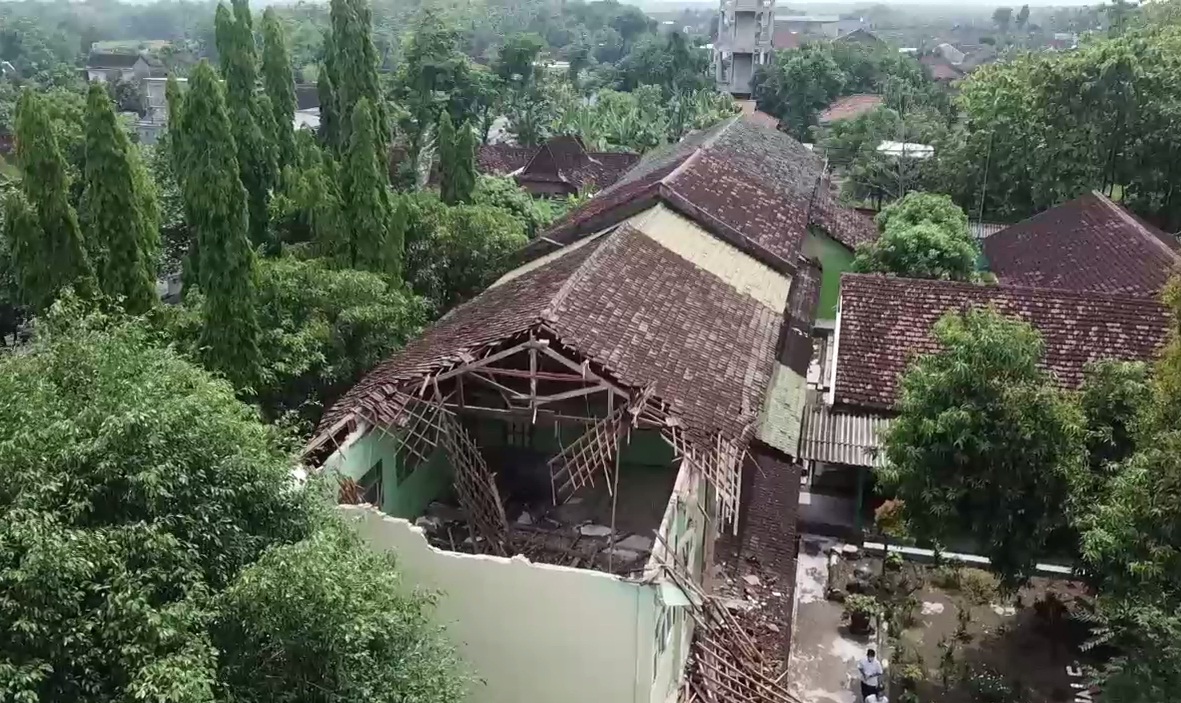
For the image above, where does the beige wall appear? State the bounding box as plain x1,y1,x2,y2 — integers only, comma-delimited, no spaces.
343,505,692,703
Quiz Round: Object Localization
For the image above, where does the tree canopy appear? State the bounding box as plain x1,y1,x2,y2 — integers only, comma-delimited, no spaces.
881,307,1085,588
852,192,979,281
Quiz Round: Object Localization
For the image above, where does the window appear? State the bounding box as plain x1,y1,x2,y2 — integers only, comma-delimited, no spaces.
360,460,383,507
395,458,415,486
505,421,531,448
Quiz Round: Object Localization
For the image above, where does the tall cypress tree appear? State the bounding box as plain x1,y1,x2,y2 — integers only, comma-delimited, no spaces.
327,0,387,154
215,0,278,254
317,50,339,149
453,119,477,205
343,98,395,275
437,110,457,205
176,61,260,388
262,7,296,171
2,190,45,310
81,83,156,314
13,88,95,310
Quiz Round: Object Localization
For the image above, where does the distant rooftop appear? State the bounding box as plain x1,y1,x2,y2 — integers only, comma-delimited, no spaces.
775,14,841,23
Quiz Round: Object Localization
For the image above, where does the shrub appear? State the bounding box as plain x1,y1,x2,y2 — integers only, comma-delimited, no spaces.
959,568,999,605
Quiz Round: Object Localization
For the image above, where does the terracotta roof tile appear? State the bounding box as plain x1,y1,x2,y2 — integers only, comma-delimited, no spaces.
833,274,1171,410
984,192,1181,297
528,115,877,263
818,94,883,124
323,225,783,441
476,144,534,175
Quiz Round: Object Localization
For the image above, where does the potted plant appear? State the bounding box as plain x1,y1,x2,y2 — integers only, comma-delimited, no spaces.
844,593,881,635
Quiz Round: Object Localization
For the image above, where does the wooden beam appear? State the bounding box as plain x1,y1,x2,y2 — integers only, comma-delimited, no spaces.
448,404,601,425
431,340,533,383
534,344,630,399
467,371,525,402
475,367,591,383
532,384,612,406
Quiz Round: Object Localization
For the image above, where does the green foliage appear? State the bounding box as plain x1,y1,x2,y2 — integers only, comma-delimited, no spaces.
545,82,681,154
880,308,1085,588
250,256,424,428
844,593,883,617
753,45,845,140
853,192,978,281
325,0,388,153
957,568,999,606
495,32,546,89
175,61,260,390
81,82,157,314
399,191,528,313
471,174,562,237
439,119,476,205
217,0,279,254
273,131,345,254
942,26,1181,228
262,7,298,171
213,525,467,703
11,88,95,310
1078,360,1152,479
0,305,316,702
342,98,396,275
616,31,709,95
0,222,28,345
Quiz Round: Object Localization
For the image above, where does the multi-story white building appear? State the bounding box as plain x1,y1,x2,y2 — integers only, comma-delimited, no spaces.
713,0,775,96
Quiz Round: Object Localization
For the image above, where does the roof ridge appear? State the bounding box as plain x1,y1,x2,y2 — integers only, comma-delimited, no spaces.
842,271,1167,305
540,226,626,322
661,115,741,187
1091,189,1180,260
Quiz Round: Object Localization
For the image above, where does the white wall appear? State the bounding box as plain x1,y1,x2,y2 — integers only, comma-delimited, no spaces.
343,505,682,703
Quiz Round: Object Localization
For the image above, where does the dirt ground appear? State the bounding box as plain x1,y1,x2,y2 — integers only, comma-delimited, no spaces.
888,567,1100,703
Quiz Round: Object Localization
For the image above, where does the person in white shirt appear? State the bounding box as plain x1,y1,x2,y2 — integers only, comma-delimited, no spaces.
858,648,884,701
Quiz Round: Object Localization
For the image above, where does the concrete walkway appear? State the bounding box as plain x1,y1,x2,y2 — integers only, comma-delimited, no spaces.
788,535,872,703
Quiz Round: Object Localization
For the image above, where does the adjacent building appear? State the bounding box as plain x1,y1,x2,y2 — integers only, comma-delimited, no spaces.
306,114,877,703
713,0,776,96
477,135,640,198
85,51,157,83
817,94,884,125
797,193,1179,535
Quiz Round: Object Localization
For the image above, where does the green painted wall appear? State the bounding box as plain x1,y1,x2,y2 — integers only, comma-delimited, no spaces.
803,228,856,321
324,430,453,520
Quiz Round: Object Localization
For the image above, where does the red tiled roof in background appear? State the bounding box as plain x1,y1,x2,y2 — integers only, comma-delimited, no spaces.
530,115,878,262
833,274,1171,410
772,27,802,50
818,94,884,124
476,143,534,175
983,191,1181,297
920,54,963,82
323,225,783,442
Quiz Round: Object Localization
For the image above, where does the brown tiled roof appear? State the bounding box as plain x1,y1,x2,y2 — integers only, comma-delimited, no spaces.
527,115,877,263
833,274,1171,410
476,143,534,175
475,137,640,194
983,191,1181,297
87,52,145,69
920,55,963,81
772,27,802,50
323,224,782,441
818,94,883,124
516,135,640,193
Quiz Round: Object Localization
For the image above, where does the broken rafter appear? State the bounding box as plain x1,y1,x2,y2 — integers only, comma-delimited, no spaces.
437,409,510,556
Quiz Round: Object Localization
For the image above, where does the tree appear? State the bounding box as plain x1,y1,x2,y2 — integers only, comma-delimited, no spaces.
880,308,1085,588
495,32,545,90
325,0,387,154
1078,360,1152,479
249,256,424,428
401,193,529,312
0,304,465,703
216,0,279,253
1016,4,1031,30
852,193,979,281
273,130,345,253
10,87,95,310
80,82,157,314
175,61,260,389
993,6,1014,32
342,98,395,275
213,526,467,703
262,7,297,171
438,112,476,206
752,45,845,140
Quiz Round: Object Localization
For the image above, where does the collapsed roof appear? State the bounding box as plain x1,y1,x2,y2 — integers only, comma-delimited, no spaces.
984,191,1181,297
832,273,1171,410
477,135,641,195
